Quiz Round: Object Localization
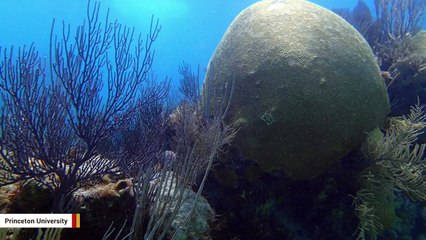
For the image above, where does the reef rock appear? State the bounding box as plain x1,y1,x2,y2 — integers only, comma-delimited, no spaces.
204,0,390,179
411,30,426,58
151,171,215,240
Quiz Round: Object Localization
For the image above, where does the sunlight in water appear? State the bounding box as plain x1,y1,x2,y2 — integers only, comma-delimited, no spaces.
113,0,189,21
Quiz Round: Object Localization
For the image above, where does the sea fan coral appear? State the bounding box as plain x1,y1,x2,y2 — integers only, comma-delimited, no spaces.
0,0,160,212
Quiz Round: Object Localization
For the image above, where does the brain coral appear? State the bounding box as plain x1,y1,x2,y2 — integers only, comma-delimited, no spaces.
203,0,390,179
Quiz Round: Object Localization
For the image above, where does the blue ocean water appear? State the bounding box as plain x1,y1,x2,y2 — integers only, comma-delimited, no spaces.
0,1,426,239
1,0,419,85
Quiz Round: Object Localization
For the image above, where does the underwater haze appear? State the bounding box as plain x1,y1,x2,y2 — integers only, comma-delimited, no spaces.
0,0,400,84
2,0,426,239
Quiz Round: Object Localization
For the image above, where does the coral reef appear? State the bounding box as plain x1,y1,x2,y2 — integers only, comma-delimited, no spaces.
385,31,426,115
354,104,426,239
0,2,235,240
204,0,390,180
5,180,52,213
203,147,362,240
412,31,426,58
0,0,161,212
150,171,215,240
1,0,425,239
373,0,426,69
334,1,426,116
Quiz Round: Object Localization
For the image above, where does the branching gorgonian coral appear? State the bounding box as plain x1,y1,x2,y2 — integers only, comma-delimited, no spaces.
374,0,426,67
100,63,237,240
355,104,426,239
0,0,160,212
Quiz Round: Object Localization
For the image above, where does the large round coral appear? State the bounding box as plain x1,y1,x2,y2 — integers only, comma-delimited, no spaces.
203,0,390,179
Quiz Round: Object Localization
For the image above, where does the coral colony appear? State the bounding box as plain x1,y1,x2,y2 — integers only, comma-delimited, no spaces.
0,0,425,239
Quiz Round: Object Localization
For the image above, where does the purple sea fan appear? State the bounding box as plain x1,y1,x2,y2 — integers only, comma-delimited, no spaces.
0,0,160,213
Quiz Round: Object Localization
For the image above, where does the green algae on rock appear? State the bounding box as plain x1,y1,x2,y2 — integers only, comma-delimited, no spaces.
203,0,390,180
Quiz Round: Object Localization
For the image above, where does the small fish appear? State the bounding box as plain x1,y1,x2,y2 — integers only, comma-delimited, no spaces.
380,71,395,87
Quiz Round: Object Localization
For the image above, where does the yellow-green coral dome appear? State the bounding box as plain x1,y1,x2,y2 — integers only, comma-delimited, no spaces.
203,0,390,180
411,30,426,58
